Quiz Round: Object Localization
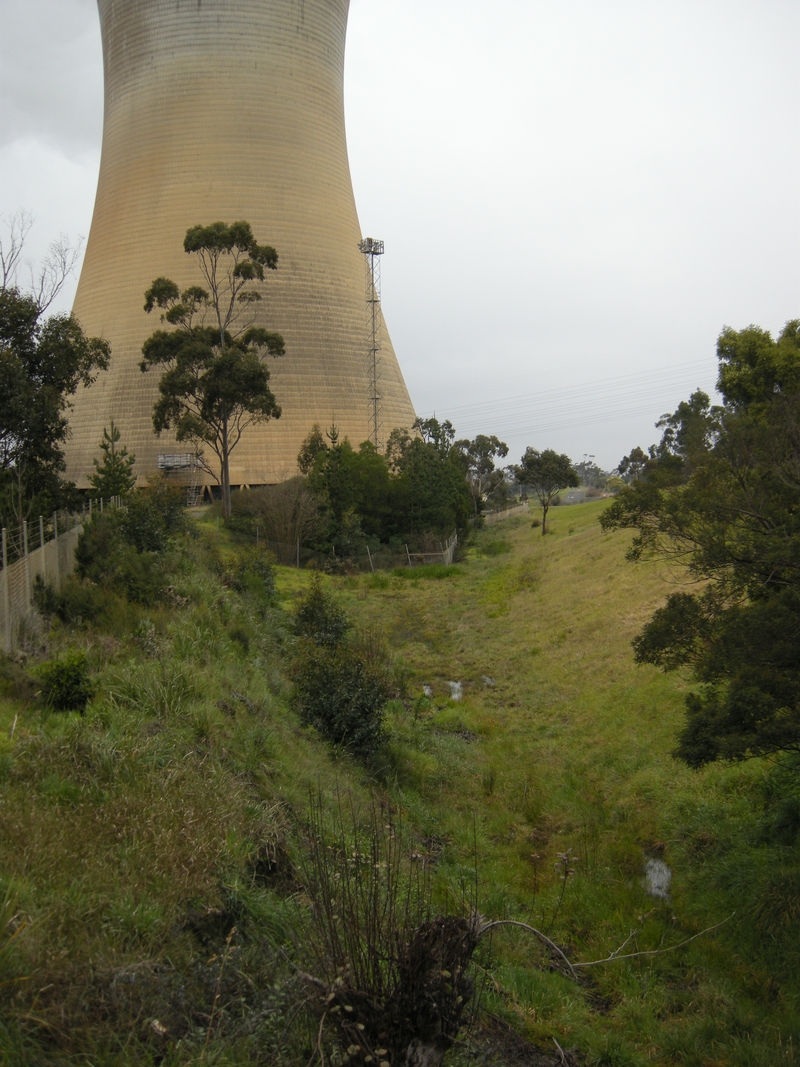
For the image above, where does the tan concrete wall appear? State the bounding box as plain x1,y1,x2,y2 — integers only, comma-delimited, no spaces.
65,0,417,488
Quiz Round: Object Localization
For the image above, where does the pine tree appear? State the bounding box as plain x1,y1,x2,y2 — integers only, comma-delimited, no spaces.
89,421,136,498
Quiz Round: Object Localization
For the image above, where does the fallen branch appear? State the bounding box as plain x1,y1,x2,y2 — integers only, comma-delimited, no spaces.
572,913,735,970
477,919,578,980
478,912,735,979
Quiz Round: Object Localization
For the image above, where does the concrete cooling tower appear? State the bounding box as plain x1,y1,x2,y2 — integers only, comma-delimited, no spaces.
65,0,416,489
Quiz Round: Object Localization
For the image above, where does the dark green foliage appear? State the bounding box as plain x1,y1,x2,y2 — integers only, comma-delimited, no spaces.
119,480,188,553
35,651,93,712
73,482,187,606
48,575,115,625
292,578,387,755
389,418,473,537
294,575,349,648
31,574,59,616
294,644,388,756
602,320,800,766
297,422,329,475
0,286,110,526
222,545,276,600
308,437,392,543
304,417,472,552
88,421,136,498
141,221,284,518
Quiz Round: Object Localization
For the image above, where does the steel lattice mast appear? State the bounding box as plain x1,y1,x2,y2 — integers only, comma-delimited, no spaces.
359,237,384,450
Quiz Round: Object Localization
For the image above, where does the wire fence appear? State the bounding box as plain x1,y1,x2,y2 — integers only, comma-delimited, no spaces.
247,529,459,574
0,497,119,653
481,502,529,526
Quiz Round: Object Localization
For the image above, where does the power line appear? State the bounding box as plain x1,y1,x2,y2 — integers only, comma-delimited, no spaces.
418,357,715,422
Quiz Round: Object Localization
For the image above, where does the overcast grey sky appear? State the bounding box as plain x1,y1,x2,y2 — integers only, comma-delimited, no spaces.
1,0,798,469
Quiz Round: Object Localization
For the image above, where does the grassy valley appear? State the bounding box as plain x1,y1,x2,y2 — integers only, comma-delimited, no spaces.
0,499,798,1065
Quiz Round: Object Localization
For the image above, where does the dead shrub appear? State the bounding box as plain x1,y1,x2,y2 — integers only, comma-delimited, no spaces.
298,794,480,1067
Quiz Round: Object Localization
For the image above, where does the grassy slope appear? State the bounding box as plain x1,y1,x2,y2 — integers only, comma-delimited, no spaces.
0,501,797,1066
309,501,800,1065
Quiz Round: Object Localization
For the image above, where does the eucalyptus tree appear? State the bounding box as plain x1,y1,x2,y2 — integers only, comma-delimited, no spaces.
141,221,284,517
514,448,579,534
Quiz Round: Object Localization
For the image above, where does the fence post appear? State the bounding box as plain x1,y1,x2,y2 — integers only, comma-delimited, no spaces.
366,545,374,573
53,511,60,589
2,529,9,652
297,537,300,569
406,544,412,568
39,515,46,583
23,520,30,613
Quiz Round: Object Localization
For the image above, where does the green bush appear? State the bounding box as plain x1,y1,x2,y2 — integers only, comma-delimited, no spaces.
32,575,60,616
294,644,388,756
292,578,386,755
119,479,188,552
53,576,107,624
75,515,165,605
294,575,350,648
222,546,276,600
35,651,94,712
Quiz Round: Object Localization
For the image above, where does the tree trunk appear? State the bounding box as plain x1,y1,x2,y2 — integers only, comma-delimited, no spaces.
221,405,231,518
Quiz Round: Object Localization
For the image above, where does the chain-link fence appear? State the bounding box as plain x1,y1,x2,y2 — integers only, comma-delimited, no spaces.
0,498,120,652
482,502,529,526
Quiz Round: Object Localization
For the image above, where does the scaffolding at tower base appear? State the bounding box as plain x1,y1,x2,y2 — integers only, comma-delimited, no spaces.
157,453,202,505
359,237,384,450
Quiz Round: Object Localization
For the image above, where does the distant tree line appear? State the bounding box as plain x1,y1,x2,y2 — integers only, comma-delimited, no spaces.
1,213,599,553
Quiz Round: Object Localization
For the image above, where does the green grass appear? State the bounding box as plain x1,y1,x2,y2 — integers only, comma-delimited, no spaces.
391,563,463,580
0,502,797,1065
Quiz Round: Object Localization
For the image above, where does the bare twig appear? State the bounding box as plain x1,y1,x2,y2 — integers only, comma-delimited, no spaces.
553,1036,569,1065
478,912,735,981
572,913,735,970
313,1011,327,1067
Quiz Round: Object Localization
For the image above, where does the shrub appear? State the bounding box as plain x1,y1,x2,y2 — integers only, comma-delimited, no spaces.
75,515,165,605
119,478,188,552
32,575,60,616
295,575,349,648
53,577,107,624
223,546,276,600
294,644,388,756
35,651,94,712
481,539,511,557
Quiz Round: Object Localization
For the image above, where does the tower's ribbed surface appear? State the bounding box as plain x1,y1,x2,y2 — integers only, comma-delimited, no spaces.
65,0,416,487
